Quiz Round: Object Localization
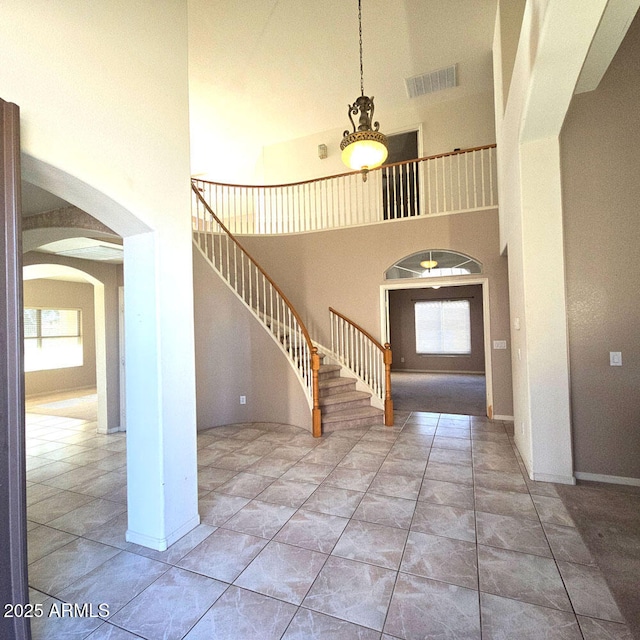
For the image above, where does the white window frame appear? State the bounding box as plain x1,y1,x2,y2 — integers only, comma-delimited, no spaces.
414,299,471,356
24,307,83,372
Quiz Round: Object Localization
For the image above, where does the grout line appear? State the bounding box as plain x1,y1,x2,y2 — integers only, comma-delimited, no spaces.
26,401,633,638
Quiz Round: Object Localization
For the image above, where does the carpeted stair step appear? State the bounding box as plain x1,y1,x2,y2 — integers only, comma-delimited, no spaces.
322,406,384,432
318,376,357,397
318,364,341,380
319,390,372,415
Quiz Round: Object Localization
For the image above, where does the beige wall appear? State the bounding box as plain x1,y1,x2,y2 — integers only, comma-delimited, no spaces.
494,0,526,117
23,278,96,396
23,252,123,431
242,209,513,417
389,284,485,373
188,0,497,184
561,13,640,479
193,247,312,432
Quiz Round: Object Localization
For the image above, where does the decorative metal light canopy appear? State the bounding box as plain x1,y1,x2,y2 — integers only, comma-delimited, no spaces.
340,0,388,180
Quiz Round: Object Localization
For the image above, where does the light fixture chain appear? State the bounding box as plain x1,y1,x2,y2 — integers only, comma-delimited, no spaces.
358,0,364,96
341,0,388,176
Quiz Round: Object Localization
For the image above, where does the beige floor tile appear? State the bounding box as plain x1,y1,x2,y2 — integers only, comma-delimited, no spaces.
183,586,296,640
25,400,634,640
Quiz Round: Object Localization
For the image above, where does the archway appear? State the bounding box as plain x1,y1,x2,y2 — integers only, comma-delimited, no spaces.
381,250,494,418
22,263,117,435
19,154,201,554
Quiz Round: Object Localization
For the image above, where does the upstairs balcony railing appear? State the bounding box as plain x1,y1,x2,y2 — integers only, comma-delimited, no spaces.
192,144,497,235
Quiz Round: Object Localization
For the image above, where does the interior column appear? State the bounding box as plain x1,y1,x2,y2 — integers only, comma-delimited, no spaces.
124,229,200,551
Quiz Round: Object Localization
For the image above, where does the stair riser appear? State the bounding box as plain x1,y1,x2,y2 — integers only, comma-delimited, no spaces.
320,397,372,415
322,414,385,432
318,373,341,383
318,381,357,397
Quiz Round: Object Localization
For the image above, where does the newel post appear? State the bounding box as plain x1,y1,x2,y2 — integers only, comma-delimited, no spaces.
311,347,322,437
383,343,394,426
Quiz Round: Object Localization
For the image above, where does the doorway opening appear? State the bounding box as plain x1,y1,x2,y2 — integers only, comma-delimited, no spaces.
383,130,420,220
388,284,486,415
381,275,494,418
22,254,123,436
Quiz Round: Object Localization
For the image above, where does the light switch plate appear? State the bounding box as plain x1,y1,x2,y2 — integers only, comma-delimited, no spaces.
610,352,622,366
493,340,507,350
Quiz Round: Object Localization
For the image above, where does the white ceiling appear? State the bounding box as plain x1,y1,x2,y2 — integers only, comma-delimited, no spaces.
188,0,499,178
23,263,100,283
23,0,499,214
21,1,639,216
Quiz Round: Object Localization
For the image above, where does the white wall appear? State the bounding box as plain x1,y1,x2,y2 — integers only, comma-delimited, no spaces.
262,91,496,185
188,0,498,183
0,0,199,550
493,0,626,483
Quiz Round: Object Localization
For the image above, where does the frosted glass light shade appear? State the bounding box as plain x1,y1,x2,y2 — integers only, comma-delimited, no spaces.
341,136,388,172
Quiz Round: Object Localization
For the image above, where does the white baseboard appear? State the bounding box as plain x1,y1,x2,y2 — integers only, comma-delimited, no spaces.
531,472,576,485
493,414,514,421
126,529,168,551
575,471,640,487
126,514,201,551
395,369,485,375
98,425,122,435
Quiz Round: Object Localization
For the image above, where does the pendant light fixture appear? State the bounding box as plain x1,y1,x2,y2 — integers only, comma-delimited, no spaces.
340,0,388,181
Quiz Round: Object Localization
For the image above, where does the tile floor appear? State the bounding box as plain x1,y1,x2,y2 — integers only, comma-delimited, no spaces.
24,402,635,639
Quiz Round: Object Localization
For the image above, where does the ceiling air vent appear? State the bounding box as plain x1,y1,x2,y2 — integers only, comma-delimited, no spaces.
405,64,458,99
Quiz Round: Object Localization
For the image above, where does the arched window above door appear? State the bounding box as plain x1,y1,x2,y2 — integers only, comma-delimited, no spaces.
385,249,482,280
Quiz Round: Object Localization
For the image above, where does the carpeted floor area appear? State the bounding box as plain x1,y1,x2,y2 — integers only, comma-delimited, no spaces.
391,371,486,416
26,389,98,422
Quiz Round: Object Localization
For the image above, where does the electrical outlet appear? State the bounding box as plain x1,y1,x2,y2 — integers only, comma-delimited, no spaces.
610,352,622,366
400,357,405,363
240,395,246,405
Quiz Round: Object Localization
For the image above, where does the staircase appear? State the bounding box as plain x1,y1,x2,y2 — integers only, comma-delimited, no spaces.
318,361,384,432
192,182,392,436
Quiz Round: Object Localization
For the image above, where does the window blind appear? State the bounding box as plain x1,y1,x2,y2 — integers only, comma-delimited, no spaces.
415,299,471,355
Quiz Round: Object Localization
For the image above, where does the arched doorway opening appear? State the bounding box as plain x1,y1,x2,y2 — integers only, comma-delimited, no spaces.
381,249,494,417
22,263,119,435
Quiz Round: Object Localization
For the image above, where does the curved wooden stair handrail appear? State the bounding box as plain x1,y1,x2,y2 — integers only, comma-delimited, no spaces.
192,144,497,190
191,183,322,437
